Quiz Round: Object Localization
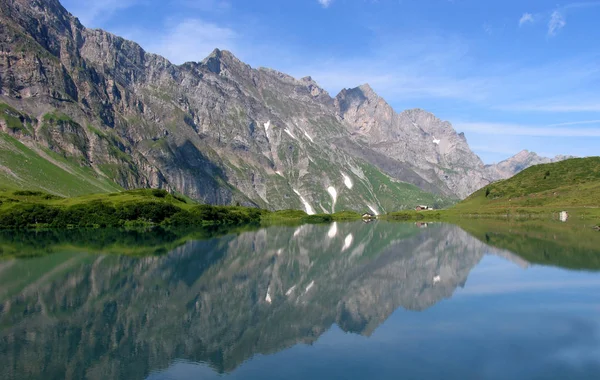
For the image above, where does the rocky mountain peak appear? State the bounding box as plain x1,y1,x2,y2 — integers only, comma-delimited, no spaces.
199,48,248,74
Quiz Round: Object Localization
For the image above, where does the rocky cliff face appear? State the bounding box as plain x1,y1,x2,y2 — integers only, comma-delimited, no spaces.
335,85,492,198
0,0,554,208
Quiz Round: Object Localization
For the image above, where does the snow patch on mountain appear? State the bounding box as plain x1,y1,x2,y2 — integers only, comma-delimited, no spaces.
285,285,296,296
327,186,337,213
342,172,353,189
305,281,315,293
293,188,315,215
284,128,297,140
303,129,314,143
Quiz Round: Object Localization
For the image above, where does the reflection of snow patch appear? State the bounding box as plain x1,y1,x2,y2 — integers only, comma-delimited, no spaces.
433,275,441,284
305,281,315,293
342,233,353,251
285,285,296,296
342,172,353,189
293,227,302,237
433,136,441,145
293,189,316,215
275,171,283,177
277,248,283,255
264,121,271,134
327,186,337,213
284,128,297,139
368,205,379,216
327,222,338,238
266,287,272,303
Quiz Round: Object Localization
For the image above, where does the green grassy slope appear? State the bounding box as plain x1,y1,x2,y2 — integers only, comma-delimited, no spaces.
0,132,122,196
450,157,600,218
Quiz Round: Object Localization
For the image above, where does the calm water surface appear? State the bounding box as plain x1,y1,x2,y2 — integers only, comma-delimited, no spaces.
1,221,600,380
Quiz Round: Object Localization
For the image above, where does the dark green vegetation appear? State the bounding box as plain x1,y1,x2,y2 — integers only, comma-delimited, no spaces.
449,157,600,219
0,187,266,229
0,187,366,230
262,209,362,225
460,219,600,270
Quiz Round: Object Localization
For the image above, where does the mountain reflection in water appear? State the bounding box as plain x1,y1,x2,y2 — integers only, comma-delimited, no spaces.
1,221,599,380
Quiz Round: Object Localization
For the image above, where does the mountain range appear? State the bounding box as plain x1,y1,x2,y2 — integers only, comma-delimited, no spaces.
0,0,571,212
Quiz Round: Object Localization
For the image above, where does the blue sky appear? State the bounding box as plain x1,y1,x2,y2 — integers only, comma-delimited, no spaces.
60,0,600,164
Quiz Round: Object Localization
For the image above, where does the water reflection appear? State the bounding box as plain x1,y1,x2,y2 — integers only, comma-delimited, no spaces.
0,221,599,380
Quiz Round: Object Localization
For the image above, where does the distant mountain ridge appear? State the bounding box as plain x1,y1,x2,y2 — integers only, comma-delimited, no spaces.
486,150,575,180
0,0,571,209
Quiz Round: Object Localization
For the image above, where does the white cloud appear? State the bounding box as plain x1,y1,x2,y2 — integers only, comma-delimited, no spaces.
499,100,600,113
483,23,493,35
519,13,534,26
455,122,600,137
318,0,333,8
61,0,140,27
548,11,566,36
133,19,237,64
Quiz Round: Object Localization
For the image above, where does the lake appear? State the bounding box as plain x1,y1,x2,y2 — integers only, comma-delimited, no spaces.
1,220,600,379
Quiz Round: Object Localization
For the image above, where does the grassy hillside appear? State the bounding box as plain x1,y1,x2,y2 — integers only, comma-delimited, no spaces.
0,131,122,196
450,157,600,218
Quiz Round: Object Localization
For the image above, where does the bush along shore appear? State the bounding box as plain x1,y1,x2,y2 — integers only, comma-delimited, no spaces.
0,188,365,229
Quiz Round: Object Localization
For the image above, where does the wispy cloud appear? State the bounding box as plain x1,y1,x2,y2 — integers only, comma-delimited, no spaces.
123,19,238,64
519,13,534,26
62,0,141,27
548,10,566,36
500,100,600,113
318,0,333,8
455,122,600,137
483,23,493,35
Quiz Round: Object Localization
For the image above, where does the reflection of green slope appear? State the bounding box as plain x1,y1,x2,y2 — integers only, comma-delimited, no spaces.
0,222,492,379
0,225,260,259
459,220,600,270
0,252,94,302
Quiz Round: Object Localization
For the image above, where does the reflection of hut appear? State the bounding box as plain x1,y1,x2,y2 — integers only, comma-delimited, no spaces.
362,213,376,221
559,211,568,222
416,222,429,228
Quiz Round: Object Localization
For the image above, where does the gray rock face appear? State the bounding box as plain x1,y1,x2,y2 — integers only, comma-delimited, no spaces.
335,85,492,198
0,0,564,206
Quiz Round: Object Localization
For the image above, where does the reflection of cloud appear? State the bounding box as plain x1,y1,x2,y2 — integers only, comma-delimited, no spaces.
459,279,600,296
